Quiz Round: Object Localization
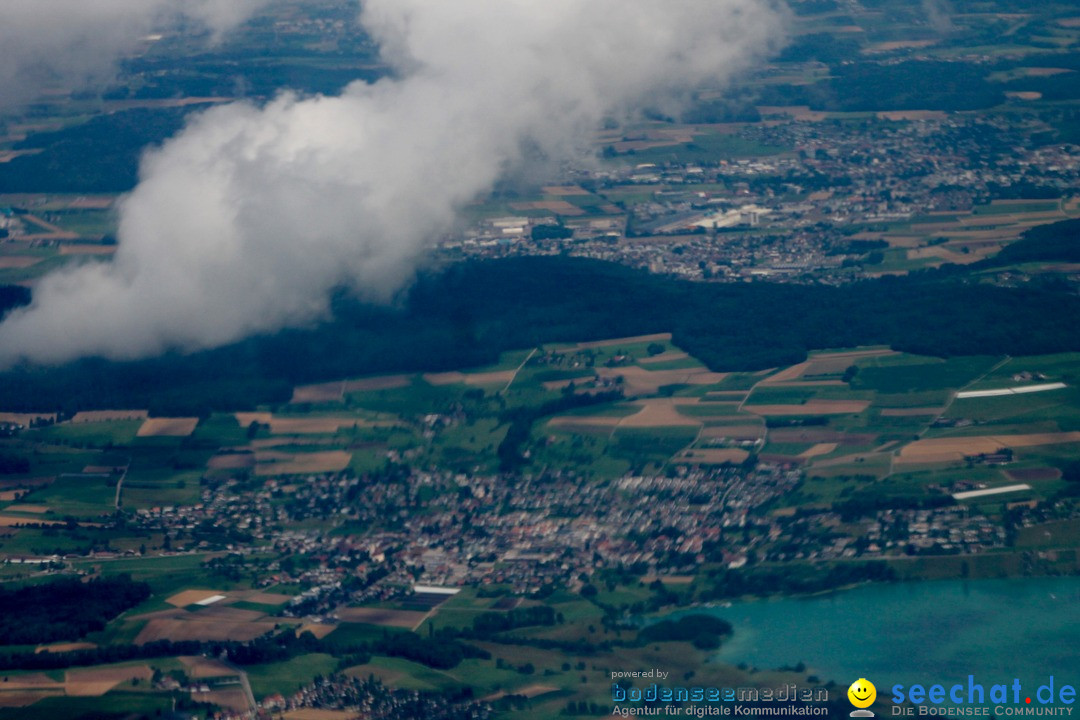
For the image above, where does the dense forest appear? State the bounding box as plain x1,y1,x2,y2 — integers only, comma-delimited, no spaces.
0,575,150,645
753,48,1080,114
0,107,204,193
976,218,1080,266
1,239,1080,414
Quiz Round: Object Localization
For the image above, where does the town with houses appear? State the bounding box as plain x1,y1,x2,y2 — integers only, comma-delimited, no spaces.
438,113,1079,285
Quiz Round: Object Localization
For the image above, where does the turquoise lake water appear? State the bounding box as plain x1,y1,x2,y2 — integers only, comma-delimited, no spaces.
702,577,1080,691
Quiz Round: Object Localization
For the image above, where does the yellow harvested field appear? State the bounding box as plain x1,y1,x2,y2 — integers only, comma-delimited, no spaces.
137,417,199,437
0,256,41,269
0,491,17,501
678,449,750,464
746,400,870,416
5,504,48,513
880,407,944,417
337,607,429,629
1005,91,1042,101
35,643,96,654
800,443,839,459
285,710,361,720
66,665,153,696
254,451,352,476
619,399,702,428
897,433,1080,464
1056,17,1080,27
167,589,229,607
71,410,147,423
297,623,337,639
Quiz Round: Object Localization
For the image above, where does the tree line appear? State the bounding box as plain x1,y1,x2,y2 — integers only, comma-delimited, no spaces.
2,246,1080,415
0,575,150,645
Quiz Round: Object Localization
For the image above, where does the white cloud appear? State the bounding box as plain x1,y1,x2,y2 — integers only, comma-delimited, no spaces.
0,0,269,108
0,0,786,365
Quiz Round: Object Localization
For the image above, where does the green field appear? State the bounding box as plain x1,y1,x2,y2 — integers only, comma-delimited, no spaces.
853,356,1002,393
0,692,172,720
245,653,339,699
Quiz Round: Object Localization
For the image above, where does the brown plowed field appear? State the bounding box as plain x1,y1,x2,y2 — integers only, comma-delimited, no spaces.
336,607,428,629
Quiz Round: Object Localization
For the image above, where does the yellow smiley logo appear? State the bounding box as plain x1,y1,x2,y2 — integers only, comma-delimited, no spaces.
848,678,876,709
